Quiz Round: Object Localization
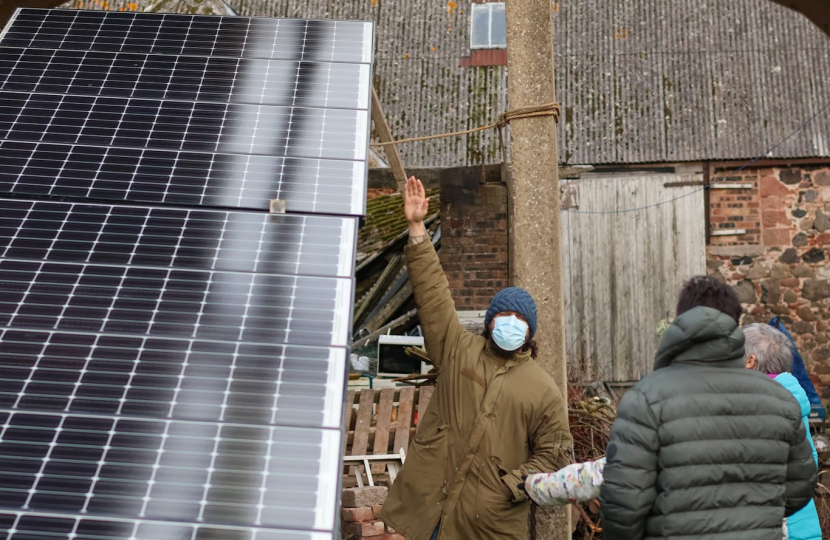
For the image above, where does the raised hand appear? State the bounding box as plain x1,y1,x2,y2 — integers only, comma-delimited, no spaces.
404,176,430,225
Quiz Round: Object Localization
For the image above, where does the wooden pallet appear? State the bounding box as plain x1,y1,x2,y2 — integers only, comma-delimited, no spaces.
343,386,434,484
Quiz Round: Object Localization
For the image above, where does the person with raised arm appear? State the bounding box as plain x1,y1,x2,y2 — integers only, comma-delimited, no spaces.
380,177,572,540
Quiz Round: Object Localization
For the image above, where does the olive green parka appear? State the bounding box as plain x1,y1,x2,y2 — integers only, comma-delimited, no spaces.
380,240,572,540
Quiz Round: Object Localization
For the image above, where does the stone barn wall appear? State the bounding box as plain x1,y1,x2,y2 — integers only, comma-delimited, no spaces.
707,163,830,400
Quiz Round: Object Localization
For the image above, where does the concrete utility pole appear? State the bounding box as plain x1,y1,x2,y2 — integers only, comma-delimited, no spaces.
503,0,570,538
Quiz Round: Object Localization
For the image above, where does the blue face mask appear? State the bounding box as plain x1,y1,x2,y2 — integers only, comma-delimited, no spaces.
491,315,529,352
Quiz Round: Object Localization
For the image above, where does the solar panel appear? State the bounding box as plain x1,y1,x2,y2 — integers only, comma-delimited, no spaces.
0,511,331,540
0,6,373,540
0,410,341,532
0,92,368,160
1,9,374,64
0,48,372,110
0,328,346,429
0,199,357,278
0,141,367,215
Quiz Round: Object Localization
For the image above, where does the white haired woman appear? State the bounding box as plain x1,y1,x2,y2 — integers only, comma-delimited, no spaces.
744,323,822,540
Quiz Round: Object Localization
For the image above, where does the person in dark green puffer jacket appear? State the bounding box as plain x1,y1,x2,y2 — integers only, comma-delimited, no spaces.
599,276,818,540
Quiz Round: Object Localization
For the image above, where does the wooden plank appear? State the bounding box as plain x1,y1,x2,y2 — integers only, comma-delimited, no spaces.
393,387,415,453
343,390,356,434
352,389,374,456
364,281,412,334
371,388,395,474
350,389,375,475
354,255,402,328
371,86,407,191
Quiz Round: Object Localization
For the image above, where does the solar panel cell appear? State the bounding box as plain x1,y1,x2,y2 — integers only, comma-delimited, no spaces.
0,260,351,346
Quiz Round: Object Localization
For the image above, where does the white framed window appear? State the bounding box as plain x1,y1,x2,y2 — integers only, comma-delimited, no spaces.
470,2,507,49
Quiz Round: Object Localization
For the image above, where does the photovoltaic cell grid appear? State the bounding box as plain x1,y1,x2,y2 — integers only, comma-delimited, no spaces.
0,7,373,540
1,9,374,64
0,410,341,532
0,328,346,429
0,199,358,278
0,8,374,217
0,48,372,110
0,141,366,215
0,92,368,160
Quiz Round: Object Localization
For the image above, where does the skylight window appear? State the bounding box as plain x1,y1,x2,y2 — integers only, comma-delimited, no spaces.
470,3,507,49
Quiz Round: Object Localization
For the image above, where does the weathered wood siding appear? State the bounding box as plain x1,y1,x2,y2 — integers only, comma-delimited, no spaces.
561,173,706,381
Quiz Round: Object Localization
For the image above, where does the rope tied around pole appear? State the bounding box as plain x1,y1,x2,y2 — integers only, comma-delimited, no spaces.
371,102,560,148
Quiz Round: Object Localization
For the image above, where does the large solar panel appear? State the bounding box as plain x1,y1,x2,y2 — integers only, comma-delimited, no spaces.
0,7,372,540
1,10,374,64
0,8,374,217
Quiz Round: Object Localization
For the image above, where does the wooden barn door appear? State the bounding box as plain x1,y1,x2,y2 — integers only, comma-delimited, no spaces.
561,171,707,382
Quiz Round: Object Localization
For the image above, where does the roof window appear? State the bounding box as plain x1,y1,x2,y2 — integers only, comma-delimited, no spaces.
470,2,506,49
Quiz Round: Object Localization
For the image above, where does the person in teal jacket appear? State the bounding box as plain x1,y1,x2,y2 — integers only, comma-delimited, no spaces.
744,323,822,540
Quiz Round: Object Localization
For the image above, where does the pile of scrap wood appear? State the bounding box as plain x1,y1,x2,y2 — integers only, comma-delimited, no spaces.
351,189,440,354
567,367,618,539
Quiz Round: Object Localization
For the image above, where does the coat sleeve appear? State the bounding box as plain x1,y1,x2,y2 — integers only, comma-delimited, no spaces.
501,384,573,503
524,458,606,507
599,388,659,540
404,239,471,370
784,412,818,517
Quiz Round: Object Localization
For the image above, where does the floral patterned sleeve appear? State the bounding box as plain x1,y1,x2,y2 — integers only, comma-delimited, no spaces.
524,458,606,507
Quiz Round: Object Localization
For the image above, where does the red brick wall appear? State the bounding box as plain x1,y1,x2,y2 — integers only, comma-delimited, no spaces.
707,163,830,400
709,175,762,245
438,165,509,310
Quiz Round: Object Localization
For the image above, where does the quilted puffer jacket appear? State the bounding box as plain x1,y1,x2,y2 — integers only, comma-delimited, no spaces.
599,306,818,540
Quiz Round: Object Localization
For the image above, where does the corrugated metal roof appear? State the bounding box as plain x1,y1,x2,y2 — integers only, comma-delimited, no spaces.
58,0,830,166
556,0,830,165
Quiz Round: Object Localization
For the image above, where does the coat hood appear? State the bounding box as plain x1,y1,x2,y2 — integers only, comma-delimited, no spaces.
774,372,811,420
654,306,745,371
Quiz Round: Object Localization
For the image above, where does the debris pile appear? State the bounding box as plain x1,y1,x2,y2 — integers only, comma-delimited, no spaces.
567,367,618,539
351,189,440,360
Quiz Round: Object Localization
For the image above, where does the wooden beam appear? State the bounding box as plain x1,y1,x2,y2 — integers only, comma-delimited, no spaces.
371,87,408,191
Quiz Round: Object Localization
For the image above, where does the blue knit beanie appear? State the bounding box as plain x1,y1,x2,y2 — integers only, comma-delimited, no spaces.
484,287,538,338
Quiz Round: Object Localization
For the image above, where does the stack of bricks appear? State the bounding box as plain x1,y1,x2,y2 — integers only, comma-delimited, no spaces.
341,487,404,540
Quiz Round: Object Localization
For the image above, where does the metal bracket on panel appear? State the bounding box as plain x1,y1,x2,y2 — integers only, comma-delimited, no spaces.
709,184,753,190
269,199,287,214
710,229,747,237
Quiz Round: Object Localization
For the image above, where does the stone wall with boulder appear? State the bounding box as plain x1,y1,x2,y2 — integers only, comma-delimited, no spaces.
707,163,830,400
